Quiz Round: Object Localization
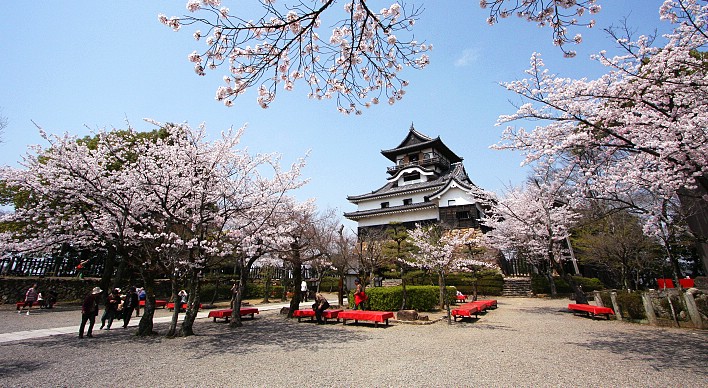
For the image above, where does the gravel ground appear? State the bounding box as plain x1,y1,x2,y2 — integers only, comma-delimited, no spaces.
1,297,706,387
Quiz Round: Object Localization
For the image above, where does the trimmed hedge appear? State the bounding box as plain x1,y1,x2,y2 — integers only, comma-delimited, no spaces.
348,285,456,311
531,274,605,294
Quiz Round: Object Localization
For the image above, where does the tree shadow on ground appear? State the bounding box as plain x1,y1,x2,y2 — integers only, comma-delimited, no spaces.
17,312,371,361
566,328,708,375
0,360,44,379
517,306,571,316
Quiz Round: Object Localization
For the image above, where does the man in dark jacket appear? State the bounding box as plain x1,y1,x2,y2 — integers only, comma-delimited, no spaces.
122,287,139,328
79,287,101,338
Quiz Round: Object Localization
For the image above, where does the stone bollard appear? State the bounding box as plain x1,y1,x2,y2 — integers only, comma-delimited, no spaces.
610,291,623,321
641,292,658,326
682,289,705,329
593,290,604,307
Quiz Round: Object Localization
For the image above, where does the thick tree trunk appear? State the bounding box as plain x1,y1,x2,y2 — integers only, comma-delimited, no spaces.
99,246,116,296
166,278,180,337
288,263,303,318
180,272,201,337
678,185,708,275
136,269,157,336
229,270,248,328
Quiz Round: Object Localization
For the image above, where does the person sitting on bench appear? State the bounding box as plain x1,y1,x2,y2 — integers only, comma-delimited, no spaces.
312,293,330,325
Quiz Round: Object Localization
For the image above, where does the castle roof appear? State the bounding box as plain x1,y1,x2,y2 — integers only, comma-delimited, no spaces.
346,163,474,203
380,125,463,163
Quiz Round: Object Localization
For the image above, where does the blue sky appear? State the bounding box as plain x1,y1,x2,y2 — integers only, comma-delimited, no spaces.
0,1,666,229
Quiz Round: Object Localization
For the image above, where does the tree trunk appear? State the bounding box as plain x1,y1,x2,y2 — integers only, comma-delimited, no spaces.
338,275,344,307
400,267,408,310
229,269,248,328
99,246,116,296
288,263,303,318
440,271,452,325
136,269,157,336
210,277,219,306
261,266,273,304
179,271,201,337
166,277,180,338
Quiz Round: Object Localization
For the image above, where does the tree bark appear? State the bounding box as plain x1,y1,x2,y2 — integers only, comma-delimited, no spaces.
136,269,157,336
288,263,303,318
166,277,180,337
179,271,201,337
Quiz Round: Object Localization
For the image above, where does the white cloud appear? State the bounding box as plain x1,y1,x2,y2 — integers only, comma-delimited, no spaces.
454,49,479,67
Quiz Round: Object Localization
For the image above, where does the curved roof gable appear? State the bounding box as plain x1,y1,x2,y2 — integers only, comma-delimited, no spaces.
380,125,463,163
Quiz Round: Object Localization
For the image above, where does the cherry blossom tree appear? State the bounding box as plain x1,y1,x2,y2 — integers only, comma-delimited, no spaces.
0,120,307,336
480,0,602,57
481,170,585,301
407,223,492,323
494,0,708,273
160,1,431,113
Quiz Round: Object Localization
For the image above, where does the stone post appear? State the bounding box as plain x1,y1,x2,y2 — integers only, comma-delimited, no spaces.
610,291,622,321
593,291,604,307
682,290,705,329
641,292,658,326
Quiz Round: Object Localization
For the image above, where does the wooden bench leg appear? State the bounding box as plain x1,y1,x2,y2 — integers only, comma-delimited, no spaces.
213,317,217,322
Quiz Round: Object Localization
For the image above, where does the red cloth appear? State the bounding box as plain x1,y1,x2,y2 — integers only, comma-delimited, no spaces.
338,310,393,323
354,291,367,306
208,308,259,319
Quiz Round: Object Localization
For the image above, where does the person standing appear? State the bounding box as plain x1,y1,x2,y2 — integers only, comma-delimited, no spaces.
99,288,121,330
312,293,330,325
19,283,38,315
301,280,310,302
79,287,101,338
354,278,367,310
122,287,139,328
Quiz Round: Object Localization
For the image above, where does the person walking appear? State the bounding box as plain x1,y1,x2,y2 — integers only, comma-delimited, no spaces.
79,287,101,339
19,283,39,315
122,287,139,328
99,288,121,330
312,293,330,325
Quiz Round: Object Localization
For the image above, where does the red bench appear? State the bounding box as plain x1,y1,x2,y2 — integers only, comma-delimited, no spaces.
292,309,343,323
139,300,167,308
208,307,260,322
338,310,394,327
167,302,203,311
657,278,695,288
452,305,481,320
568,304,615,320
452,299,498,321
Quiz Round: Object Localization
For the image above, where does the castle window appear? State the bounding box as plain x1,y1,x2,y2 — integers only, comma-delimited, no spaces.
456,211,471,220
381,202,389,208
448,200,456,206
403,198,412,206
403,172,420,182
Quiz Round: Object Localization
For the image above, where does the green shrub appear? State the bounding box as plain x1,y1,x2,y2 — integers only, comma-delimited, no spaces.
317,277,339,292
348,286,455,311
615,291,646,320
531,274,604,294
